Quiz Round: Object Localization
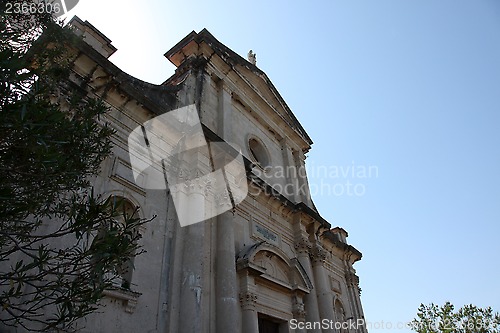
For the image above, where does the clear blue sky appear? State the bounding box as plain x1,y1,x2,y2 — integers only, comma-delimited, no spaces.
69,0,500,331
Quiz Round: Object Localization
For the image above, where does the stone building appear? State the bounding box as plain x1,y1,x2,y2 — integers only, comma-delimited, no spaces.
58,16,367,333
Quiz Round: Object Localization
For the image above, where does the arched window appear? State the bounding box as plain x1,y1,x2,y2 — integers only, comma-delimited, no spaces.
93,196,140,290
111,196,138,289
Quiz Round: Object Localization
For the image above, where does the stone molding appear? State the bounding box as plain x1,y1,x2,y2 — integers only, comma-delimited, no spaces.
103,288,141,313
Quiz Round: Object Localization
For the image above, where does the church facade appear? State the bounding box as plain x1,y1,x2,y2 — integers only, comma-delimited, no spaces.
63,17,368,333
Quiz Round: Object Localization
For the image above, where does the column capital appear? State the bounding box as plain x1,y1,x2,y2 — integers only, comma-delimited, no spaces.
214,188,233,210
239,291,258,310
345,271,361,295
310,244,327,264
292,295,307,320
345,271,360,287
294,237,312,254
187,175,215,196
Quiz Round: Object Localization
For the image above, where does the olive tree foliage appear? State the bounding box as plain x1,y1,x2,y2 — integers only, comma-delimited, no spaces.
410,302,500,333
0,2,150,331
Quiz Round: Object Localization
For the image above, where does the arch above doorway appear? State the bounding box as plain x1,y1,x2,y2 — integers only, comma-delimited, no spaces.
236,242,312,293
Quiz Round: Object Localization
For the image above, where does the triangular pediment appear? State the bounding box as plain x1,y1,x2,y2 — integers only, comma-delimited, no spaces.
164,29,312,148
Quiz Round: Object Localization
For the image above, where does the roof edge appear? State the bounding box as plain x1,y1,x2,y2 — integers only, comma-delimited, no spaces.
164,29,313,146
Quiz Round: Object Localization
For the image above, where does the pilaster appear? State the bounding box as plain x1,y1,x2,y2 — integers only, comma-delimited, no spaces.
292,294,307,333
345,270,367,333
239,291,259,333
281,139,301,203
215,211,241,332
217,80,232,140
294,237,321,333
215,79,241,332
293,149,312,206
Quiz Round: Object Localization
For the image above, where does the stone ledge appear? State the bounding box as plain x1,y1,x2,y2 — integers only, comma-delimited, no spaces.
103,287,141,313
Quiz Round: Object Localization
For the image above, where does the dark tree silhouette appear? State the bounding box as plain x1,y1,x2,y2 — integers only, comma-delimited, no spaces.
0,2,151,331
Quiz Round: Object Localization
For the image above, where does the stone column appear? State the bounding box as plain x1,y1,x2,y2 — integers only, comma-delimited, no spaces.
177,222,205,332
217,80,232,139
214,80,241,331
215,211,240,332
294,238,322,333
176,174,209,331
345,271,367,333
240,291,259,333
311,245,336,333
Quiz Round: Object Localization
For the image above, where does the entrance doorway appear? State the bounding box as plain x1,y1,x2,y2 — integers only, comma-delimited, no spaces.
258,313,282,333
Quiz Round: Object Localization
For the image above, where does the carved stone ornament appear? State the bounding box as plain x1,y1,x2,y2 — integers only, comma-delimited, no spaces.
247,50,257,65
345,271,360,287
182,175,210,195
292,295,306,319
310,245,327,264
239,291,258,309
214,188,231,207
294,237,312,254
